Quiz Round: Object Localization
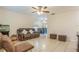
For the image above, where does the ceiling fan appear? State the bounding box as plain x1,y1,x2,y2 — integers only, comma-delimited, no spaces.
32,6,50,15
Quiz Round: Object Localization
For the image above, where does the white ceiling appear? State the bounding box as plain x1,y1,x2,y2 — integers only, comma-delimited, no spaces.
2,6,33,15
1,6,79,15
49,6,79,14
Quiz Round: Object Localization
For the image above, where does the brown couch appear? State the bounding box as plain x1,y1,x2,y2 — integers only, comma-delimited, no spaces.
1,35,34,52
17,28,40,41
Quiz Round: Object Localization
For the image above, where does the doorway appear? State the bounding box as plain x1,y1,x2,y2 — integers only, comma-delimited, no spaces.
33,14,48,38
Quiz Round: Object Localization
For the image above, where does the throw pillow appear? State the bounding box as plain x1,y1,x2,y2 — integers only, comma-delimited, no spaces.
29,30,34,34
22,29,27,34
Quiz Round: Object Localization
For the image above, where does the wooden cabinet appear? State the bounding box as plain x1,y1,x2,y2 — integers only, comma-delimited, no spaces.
77,35,79,52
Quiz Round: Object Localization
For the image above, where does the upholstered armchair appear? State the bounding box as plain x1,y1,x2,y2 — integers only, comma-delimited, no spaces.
2,35,34,52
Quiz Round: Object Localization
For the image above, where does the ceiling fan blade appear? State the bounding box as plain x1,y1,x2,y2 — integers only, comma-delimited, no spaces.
50,13,55,15
44,6,47,9
43,11,50,13
32,11,37,13
32,7,37,9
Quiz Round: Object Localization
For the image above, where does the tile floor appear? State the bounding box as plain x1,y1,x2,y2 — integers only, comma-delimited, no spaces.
27,37,77,52
0,37,77,52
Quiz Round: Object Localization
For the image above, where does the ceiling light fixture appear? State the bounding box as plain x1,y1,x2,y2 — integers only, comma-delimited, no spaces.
32,6,50,15
37,11,43,15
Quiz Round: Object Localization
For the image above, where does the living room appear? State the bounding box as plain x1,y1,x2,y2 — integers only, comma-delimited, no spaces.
0,6,79,52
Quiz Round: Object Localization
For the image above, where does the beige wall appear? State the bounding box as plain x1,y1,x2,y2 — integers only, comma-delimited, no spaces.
0,8,36,36
1,7,79,42
48,10,79,41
